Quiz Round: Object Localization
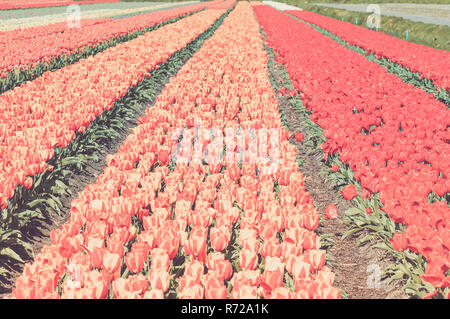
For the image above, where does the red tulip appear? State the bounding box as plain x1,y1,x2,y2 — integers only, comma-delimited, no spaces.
340,185,358,200
158,230,180,260
210,259,233,281
84,270,110,299
90,248,107,269
294,132,304,142
23,177,33,189
291,260,311,280
231,270,261,289
390,232,408,251
324,204,338,220
183,260,204,282
258,219,278,241
288,89,297,97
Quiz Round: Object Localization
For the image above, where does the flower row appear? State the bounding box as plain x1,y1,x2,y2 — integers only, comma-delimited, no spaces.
12,2,338,299
0,3,176,32
0,1,223,77
286,10,450,92
0,0,120,10
0,8,228,210
0,18,111,41
254,5,450,289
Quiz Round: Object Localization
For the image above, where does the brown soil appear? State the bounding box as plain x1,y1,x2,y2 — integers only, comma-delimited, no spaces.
266,47,409,299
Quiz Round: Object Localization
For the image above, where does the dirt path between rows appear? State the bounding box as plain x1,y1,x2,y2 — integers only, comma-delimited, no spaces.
264,43,409,299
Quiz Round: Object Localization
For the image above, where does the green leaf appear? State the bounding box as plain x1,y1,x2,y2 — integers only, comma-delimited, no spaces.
341,228,360,240
26,198,48,208
0,247,24,263
345,207,363,216
373,242,392,251
358,234,374,245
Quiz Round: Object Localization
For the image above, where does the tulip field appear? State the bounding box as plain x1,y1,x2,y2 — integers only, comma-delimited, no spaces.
1,0,449,300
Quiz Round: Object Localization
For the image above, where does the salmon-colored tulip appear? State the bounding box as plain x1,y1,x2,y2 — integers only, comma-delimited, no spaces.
239,249,259,271
148,269,172,293
143,289,164,299
102,252,121,274
209,226,231,252
150,248,170,272
271,286,294,299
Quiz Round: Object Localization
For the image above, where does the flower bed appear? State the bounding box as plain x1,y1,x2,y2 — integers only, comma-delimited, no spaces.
0,1,120,10
0,8,227,210
12,2,338,299
253,4,450,291
0,1,223,77
286,10,450,92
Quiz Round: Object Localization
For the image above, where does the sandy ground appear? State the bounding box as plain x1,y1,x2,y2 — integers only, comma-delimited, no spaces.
313,3,450,26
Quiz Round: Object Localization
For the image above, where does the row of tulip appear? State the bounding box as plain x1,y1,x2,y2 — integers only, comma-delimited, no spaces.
0,6,211,95
0,0,120,10
0,3,181,31
0,8,229,211
12,2,339,299
0,0,235,288
0,1,225,77
0,19,110,41
282,11,450,109
253,5,450,291
265,35,443,298
285,10,450,92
